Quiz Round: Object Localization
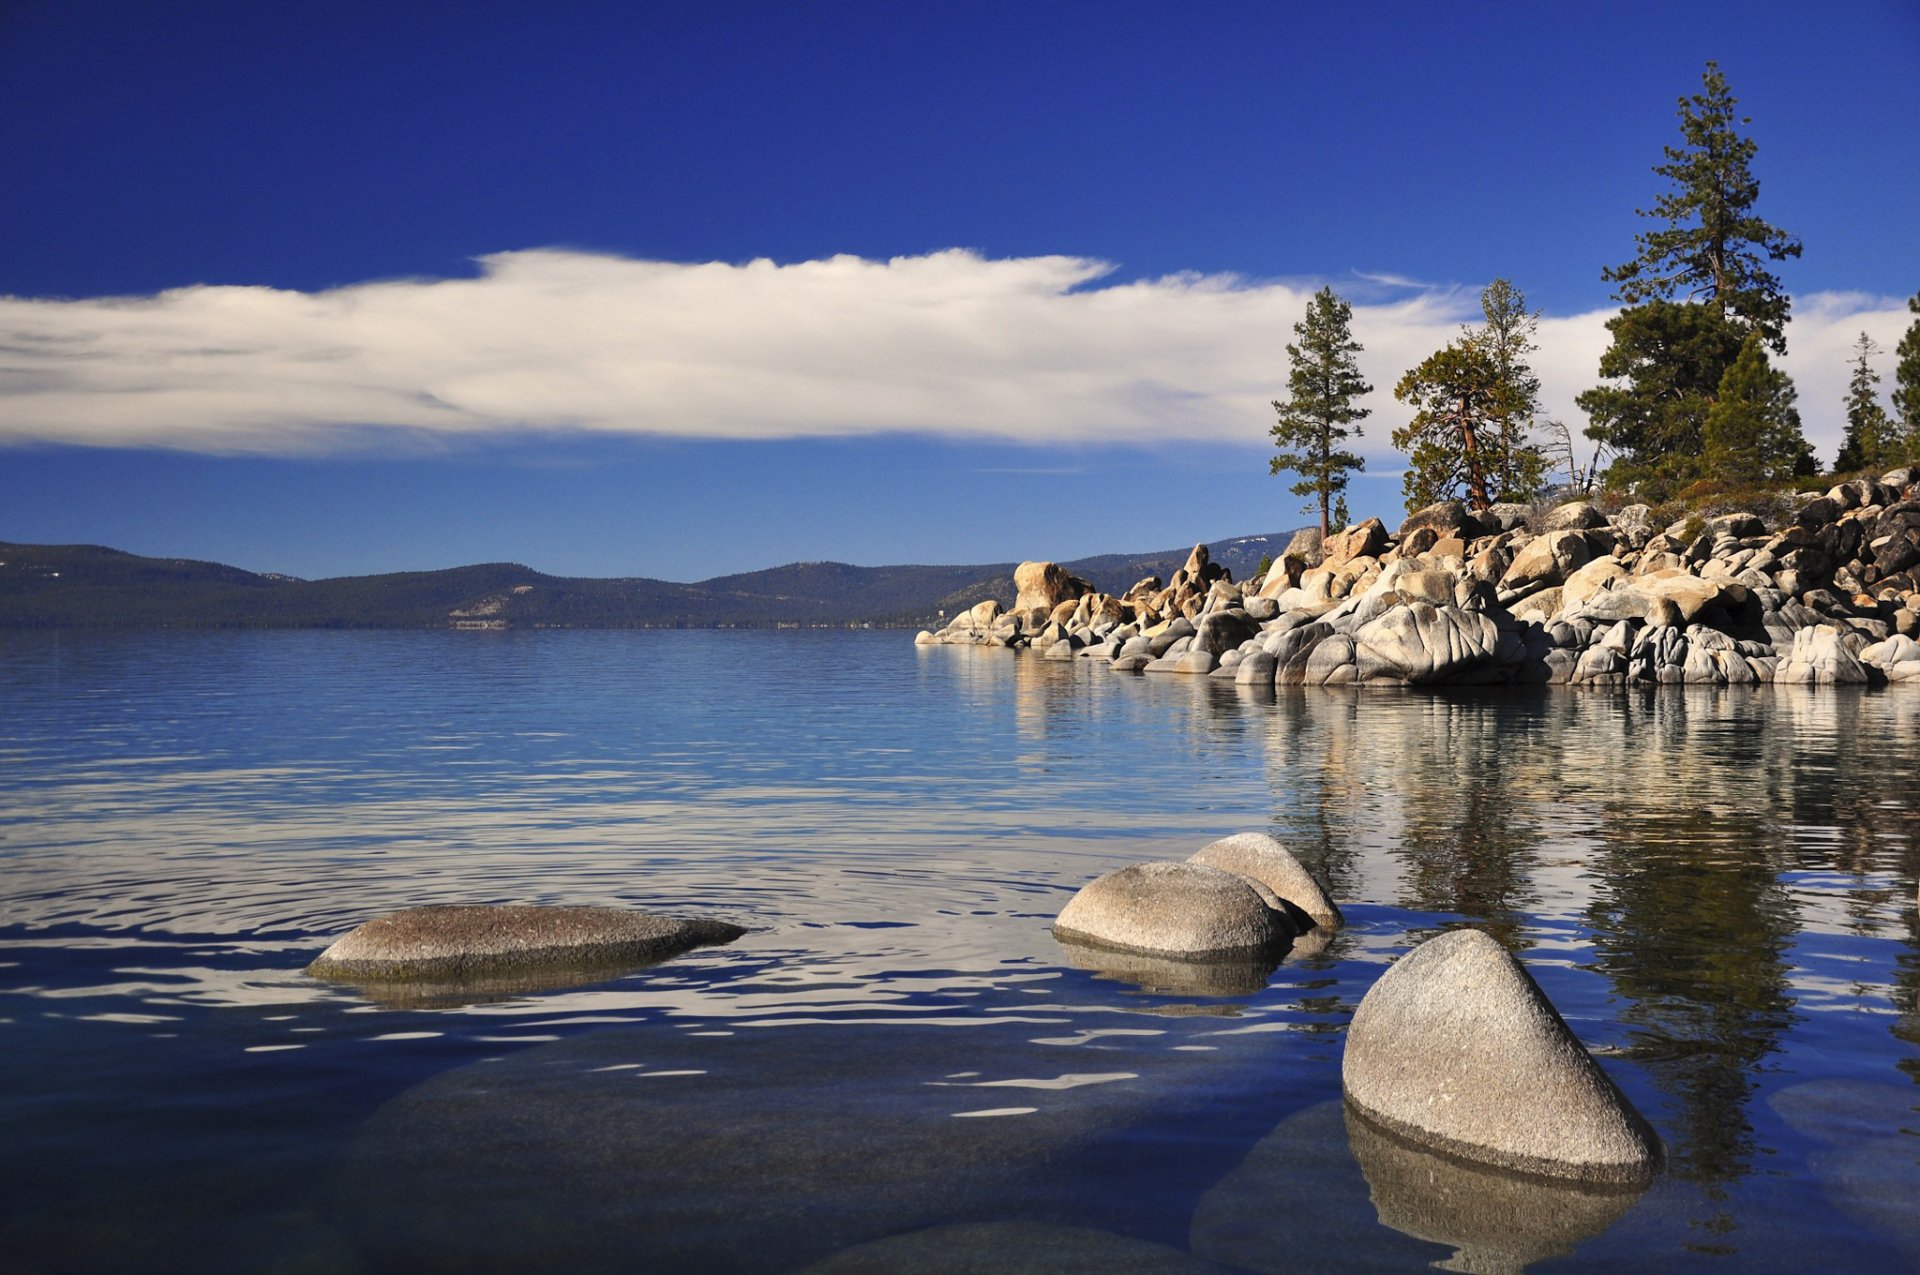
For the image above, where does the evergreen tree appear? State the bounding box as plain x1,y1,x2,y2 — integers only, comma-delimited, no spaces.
1583,63,1799,495
1473,279,1550,503
1895,290,1920,462
1703,332,1813,486
1601,61,1801,349
1271,287,1370,538
1392,280,1549,512
1835,331,1892,473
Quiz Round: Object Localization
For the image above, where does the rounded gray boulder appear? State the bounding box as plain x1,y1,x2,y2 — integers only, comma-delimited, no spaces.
1342,929,1661,1185
1188,833,1342,930
306,904,746,983
1054,862,1286,957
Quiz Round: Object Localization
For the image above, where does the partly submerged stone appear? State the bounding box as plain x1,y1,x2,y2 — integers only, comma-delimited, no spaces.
798,1222,1233,1274
1054,862,1286,957
306,904,745,983
1187,832,1342,930
1342,929,1661,1185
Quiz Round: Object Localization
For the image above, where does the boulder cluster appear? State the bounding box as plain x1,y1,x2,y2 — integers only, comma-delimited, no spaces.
1052,833,1341,960
1053,836,1662,1184
917,467,1920,687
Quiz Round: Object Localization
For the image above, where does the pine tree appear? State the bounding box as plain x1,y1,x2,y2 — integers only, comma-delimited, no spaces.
1895,290,1920,463
1473,279,1550,503
1392,280,1549,512
1582,63,1799,495
1271,287,1370,538
1600,61,1801,349
1835,332,1892,473
1703,332,1813,486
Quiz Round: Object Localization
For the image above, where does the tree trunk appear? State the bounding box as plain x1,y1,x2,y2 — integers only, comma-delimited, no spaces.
1458,393,1491,512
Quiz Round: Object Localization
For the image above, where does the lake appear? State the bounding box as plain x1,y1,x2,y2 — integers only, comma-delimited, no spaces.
2,628,1918,1272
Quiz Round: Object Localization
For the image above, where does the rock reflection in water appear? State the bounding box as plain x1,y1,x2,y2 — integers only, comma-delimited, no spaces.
1190,1100,1644,1275
315,955,691,1010
1052,934,1281,997
1345,1104,1645,1275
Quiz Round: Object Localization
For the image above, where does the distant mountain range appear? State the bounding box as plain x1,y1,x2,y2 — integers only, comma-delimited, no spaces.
0,532,1302,629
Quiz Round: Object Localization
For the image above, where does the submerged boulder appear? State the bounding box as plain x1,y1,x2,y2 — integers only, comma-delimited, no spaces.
306,904,745,983
1054,862,1287,957
1342,929,1661,1185
800,1223,1232,1275
1187,832,1341,930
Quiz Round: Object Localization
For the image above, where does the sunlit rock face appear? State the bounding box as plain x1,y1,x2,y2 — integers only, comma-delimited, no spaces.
1342,929,1662,1185
306,904,745,992
1187,832,1342,931
1053,862,1289,958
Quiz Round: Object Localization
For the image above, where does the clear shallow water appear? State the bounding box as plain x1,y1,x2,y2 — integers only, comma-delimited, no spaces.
2,629,1918,1272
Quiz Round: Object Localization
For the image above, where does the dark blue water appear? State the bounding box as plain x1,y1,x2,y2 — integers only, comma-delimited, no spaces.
2,629,1918,1272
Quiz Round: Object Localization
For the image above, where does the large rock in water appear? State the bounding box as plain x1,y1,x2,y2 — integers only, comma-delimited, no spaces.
1013,560,1093,615
1342,929,1661,1185
1187,833,1341,930
1054,862,1286,957
306,905,745,983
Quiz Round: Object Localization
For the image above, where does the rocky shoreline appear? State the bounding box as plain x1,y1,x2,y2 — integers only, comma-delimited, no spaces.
917,468,1920,687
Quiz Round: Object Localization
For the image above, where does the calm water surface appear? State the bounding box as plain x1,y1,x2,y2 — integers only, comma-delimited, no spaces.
2,629,1918,1272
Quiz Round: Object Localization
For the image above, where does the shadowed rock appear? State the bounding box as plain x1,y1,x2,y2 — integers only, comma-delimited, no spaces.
306,904,745,984
797,1222,1232,1274
1342,929,1661,1185
1054,933,1281,997
1188,832,1341,930
1054,862,1286,957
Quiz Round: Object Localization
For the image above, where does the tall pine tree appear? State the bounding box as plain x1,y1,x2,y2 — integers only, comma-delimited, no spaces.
1271,287,1370,538
1702,332,1813,486
1895,290,1920,463
1580,63,1799,496
1835,332,1892,473
1600,61,1801,348
1391,279,1548,513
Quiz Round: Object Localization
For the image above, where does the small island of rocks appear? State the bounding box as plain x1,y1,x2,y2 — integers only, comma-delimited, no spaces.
917,470,1920,688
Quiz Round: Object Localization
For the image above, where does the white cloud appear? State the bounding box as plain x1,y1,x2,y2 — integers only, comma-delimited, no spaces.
0,248,1909,466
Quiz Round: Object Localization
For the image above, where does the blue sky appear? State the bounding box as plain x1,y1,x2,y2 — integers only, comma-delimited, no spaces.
3,0,1917,580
